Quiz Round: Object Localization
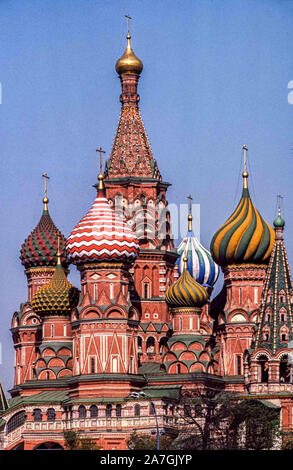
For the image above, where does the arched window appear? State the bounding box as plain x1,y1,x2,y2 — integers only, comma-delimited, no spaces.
33,409,42,422
90,405,98,418
7,411,26,434
137,336,142,354
78,405,86,419
280,355,291,383
134,404,140,417
146,337,155,355
116,404,122,418
149,402,155,415
281,333,287,342
106,404,112,418
258,355,269,383
47,408,56,422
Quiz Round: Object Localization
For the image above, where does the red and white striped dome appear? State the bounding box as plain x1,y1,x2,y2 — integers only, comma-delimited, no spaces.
66,178,139,263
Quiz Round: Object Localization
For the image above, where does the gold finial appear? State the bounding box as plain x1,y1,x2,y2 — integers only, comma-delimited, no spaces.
56,232,62,266
187,194,193,231
42,172,50,210
96,146,106,190
115,16,143,75
242,145,248,189
183,255,188,271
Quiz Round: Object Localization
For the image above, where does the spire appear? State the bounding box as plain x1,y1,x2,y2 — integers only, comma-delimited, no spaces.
187,194,193,232
273,195,285,233
242,144,248,189
95,146,106,193
255,215,293,353
104,23,161,180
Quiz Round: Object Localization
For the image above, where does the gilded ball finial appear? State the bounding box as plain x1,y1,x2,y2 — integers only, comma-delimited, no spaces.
115,33,143,75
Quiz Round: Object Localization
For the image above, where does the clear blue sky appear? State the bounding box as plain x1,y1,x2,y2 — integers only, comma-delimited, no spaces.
1,0,293,392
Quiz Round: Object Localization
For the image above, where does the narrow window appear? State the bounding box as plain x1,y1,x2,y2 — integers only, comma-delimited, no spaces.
47,408,56,422
237,355,242,375
134,404,140,417
94,284,97,301
90,357,95,374
106,404,112,418
51,324,54,337
239,288,242,305
63,324,67,336
112,356,118,373
177,364,181,374
116,404,122,418
90,405,98,418
144,283,149,299
110,283,114,299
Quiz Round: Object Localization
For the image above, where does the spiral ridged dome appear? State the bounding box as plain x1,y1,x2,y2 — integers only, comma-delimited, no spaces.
115,34,143,75
177,229,219,287
166,267,208,309
20,206,68,269
31,263,79,315
210,187,275,266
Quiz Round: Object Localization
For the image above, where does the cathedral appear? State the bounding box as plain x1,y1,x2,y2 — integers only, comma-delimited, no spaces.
0,28,293,451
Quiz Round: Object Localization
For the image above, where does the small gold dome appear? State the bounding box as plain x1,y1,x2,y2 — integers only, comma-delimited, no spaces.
115,34,143,75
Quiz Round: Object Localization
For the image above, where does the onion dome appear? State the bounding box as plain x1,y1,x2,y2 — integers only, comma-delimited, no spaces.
166,257,208,309
210,146,275,267
20,186,68,269
31,240,79,315
274,207,285,228
66,172,139,263
177,198,219,287
115,33,143,75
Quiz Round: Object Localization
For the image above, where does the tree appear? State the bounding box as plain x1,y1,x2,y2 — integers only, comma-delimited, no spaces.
63,430,101,450
165,388,280,450
127,431,171,450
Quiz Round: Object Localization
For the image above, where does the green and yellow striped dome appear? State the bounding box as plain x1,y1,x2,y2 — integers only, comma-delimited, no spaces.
210,184,275,267
32,260,79,316
166,263,208,309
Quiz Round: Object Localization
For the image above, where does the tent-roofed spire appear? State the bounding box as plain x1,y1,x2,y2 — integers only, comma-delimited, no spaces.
104,26,161,181
254,211,293,353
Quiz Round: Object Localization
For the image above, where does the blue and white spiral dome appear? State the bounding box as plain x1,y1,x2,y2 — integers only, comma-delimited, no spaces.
177,223,219,288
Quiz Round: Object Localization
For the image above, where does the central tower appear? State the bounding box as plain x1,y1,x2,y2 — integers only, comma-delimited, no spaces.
104,27,177,361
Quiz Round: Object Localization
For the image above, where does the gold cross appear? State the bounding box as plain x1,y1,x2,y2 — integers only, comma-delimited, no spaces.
242,144,248,173
125,13,132,35
42,172,50,198
96,146,106,174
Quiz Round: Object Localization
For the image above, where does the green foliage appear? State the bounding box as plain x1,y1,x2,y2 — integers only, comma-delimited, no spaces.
167,391,280,451
63,430,101,450
127,431,171,450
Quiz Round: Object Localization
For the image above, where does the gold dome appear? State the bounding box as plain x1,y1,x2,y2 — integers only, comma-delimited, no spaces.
115,34,143,75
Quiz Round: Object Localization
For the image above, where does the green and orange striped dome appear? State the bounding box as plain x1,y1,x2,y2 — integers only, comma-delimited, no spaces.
210,184,275,267
166,262,208,309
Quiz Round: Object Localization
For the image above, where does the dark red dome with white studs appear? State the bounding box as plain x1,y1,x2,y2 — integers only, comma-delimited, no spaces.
66,179,139,263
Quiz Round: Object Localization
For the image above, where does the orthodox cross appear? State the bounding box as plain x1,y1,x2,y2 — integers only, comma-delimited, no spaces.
42,172,50,198
96,146,106,174
187,194,193,215
242,144,248,173
277,194,283,215
125,13,132,35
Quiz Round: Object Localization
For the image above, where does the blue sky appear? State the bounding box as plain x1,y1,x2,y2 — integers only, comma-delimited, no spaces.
0,0,293,392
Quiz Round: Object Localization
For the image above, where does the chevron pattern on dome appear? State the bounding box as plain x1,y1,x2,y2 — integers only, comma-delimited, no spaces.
177,230,219,287
210,187,275,267
20,209,68,269
66,188,139,263
166,269,208,309
31,264,79,315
